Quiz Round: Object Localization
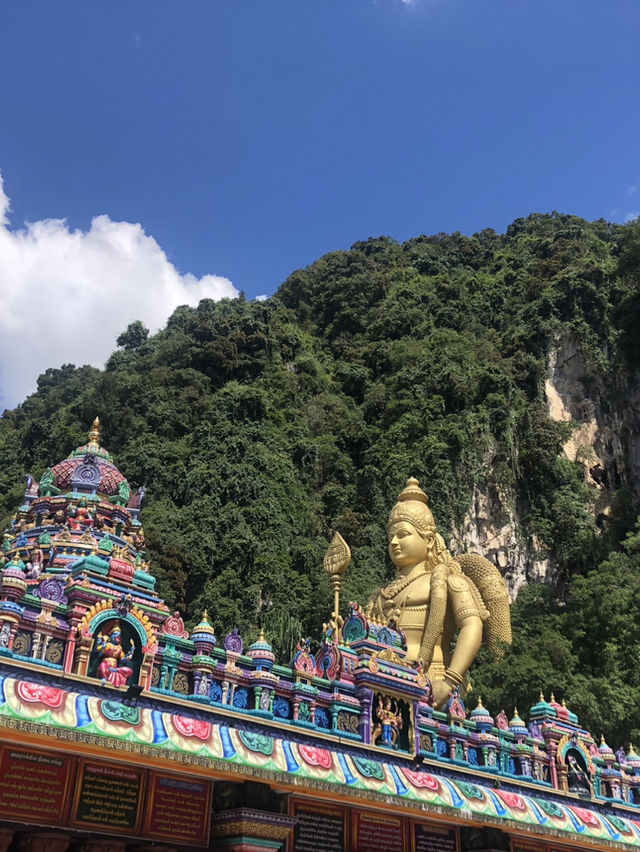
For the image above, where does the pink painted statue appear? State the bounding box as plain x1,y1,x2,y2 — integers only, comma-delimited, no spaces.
96,624,135,687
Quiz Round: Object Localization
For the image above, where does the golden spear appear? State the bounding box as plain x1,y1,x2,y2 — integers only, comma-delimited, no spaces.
323,531,351,643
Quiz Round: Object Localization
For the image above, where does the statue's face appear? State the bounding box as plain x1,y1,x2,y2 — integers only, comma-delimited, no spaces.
388,522,429,572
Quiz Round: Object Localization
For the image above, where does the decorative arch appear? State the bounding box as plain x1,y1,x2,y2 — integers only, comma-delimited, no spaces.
77,602,157,686
78,599,156,649
557,734,595,773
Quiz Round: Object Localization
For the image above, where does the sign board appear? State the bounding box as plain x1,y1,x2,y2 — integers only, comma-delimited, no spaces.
352,810,406,852
144,773,213,846
0,746,72,824
71,760,144,833
413,820,458,852
292,799,347,852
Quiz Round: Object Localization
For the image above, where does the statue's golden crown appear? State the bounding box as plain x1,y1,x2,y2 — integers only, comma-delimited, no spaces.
388,477,434,534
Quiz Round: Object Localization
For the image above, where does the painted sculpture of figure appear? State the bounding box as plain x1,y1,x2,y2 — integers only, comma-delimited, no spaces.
26,545,44,579
366,477,511,709
95,623,135,687
373,697,403,748
567,753,591,796
68,498,94,530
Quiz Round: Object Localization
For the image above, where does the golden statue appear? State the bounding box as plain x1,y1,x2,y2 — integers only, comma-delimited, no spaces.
366,477,511,709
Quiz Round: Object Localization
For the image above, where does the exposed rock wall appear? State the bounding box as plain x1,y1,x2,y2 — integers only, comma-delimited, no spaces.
450,480,550,600
451,337,640,599
545,338,640,502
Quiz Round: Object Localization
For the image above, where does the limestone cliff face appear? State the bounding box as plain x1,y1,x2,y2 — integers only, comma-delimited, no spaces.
450,480,550,599
451,337,640,599
544,338,640,504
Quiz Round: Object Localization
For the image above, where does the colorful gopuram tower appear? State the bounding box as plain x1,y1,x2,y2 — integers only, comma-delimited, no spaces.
0,418,165,683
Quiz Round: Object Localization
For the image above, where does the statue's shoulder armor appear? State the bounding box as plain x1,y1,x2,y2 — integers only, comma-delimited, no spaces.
446,564,489,623
446,570,469,594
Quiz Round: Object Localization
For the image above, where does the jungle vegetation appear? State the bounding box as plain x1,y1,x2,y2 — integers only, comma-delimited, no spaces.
1,212,640,744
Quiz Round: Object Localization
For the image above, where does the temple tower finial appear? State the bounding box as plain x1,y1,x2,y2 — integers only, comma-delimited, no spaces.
88,417,100,448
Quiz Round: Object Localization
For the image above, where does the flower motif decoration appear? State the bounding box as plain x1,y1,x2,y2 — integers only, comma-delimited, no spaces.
17,681,65,709
402,768,440,790
496,791,527,811
299,745,332,769
173,714,211,741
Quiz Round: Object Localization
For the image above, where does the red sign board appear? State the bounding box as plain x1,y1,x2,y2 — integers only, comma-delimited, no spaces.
144,773,213,846
352,810,406,852
0,746,72,824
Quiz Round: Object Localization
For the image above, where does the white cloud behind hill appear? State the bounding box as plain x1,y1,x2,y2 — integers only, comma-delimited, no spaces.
0,174,237,410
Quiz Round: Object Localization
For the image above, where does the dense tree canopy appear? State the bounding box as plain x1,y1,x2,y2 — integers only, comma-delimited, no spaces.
2,213,640,743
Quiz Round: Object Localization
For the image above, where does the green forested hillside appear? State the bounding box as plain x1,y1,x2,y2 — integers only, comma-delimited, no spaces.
2,212,640,743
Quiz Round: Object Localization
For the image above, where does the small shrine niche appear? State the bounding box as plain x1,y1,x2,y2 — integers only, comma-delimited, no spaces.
87,619,142,687
566,747,592,797
372,692,411,752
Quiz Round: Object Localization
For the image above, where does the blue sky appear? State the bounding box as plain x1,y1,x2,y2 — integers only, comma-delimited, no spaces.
0,0,639,407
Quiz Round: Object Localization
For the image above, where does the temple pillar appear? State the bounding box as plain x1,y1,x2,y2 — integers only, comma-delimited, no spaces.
73,632,93,676
63,609,83,673
167,666,177,691
140,651,153,688
358,688,373,744
7,621,21,651
20,833,71,852
557,762,568,793
210,808,296,852
63,630,76,671
0,829,13,852
254,686,262,710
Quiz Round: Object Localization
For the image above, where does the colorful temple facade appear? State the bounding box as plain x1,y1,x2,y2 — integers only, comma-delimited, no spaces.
1,421,640,851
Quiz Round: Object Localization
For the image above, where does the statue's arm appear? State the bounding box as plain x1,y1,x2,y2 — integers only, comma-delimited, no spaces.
445,574,484,685
365,589,384,620
447,614,483,683
430,614,483,709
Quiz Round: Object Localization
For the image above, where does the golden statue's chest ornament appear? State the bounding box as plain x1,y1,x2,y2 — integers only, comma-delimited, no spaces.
327,476,511,711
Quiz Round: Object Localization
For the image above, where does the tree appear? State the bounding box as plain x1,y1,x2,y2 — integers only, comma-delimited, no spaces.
117,321,149,350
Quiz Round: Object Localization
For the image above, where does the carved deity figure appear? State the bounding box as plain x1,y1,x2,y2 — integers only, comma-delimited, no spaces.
367,477,511,709
373,696,403,748
26,546,44,579
95,623,135,687
68,499,94,530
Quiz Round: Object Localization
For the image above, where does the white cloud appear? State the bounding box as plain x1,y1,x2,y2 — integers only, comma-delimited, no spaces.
0,174,238,410
254,294,268,302
625,211,640,223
